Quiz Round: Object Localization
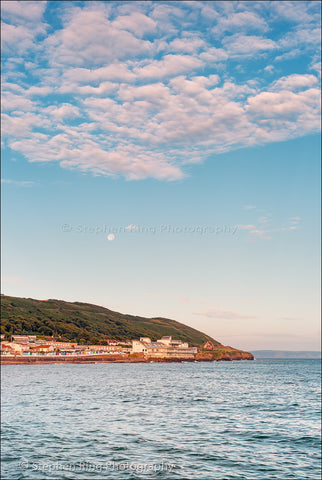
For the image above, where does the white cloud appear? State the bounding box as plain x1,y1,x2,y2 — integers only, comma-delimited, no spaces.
270,1,320,25
46,8,153,67
26,86,53,96
247,88,320,120
46,104,80,121
150,3,185,25
1,22,35,53
237,214,302,240
2,112,49,137
222,34,276,56
271,74,318,91
62,65,135,84
249,229,272,240
111,12,156,37
8,131,184,181
199,47,228,63
166,35,206,54
1,91,34,112
1,1,47,54
278,27,321,52
212,10,268,36
117,83,170,103
264,65,274,74
1,1,321,181
134,55,203,79
1,1,47,24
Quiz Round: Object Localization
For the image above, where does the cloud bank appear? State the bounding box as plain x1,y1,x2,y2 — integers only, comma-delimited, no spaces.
1,1,321,180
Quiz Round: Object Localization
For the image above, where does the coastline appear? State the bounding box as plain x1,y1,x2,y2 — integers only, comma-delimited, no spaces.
1,353,253,365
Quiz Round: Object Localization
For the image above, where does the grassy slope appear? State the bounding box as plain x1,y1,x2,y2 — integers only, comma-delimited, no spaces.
1,295,222,347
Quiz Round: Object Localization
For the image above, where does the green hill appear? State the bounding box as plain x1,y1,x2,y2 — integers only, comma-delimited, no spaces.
1,294,221,347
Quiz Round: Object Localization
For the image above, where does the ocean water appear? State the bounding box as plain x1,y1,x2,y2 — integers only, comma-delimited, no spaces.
1,360,321,480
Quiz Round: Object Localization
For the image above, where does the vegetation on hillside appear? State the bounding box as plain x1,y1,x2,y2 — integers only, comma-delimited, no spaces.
1,295,221,347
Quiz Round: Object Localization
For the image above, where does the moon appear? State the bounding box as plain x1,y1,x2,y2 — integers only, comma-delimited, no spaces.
107,234,115,241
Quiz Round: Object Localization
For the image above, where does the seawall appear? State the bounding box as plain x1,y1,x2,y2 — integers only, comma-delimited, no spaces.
1,354,253,365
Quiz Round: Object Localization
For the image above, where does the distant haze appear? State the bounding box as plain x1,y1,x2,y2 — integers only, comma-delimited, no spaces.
252,351,321,359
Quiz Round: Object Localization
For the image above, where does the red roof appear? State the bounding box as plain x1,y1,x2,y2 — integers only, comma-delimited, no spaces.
29,345,51,349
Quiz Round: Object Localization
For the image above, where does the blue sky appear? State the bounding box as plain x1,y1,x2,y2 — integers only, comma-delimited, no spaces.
1,1,321,351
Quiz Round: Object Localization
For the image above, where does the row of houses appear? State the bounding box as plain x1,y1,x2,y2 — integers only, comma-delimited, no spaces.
1,335,198,359
0,341,125,356
4,335,130,346
132,336,198,359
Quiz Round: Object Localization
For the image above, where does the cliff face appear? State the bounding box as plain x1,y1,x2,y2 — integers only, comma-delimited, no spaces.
196,347,254,361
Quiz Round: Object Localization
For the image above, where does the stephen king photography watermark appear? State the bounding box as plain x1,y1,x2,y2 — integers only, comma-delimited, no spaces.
19,459,175,474
61,223,239,236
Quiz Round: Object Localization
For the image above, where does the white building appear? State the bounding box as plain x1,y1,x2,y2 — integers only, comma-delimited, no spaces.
11,335,37,344
132,336,197,359
1,342,30,354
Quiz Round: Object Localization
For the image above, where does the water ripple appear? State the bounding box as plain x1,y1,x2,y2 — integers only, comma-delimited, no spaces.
1,360,321,479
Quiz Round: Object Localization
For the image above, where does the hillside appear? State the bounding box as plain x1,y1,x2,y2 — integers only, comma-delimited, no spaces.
1,295,222,347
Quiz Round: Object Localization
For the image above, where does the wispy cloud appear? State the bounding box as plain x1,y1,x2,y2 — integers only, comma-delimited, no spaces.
1,179,35,187
193,309,258,320
237,214,302,240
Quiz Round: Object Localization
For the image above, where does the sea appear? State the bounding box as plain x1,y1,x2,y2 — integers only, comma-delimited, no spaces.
1,359,321,479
